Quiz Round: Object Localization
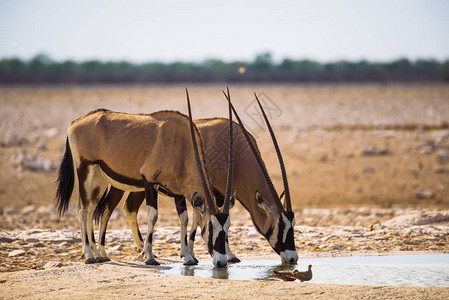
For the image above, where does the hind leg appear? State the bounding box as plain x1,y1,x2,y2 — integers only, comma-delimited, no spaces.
78,163,108,263
98,186,125,261
123,191,145,253
143,181,159,265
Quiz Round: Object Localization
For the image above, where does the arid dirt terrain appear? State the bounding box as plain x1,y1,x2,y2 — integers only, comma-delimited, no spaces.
1,84,449,298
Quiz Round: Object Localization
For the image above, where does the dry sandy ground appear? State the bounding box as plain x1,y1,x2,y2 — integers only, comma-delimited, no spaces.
1,207,448,299
1,84,449,298
2,260,449,300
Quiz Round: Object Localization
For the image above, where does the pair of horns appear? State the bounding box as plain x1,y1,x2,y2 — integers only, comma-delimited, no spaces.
223,92,292,212
186,88,233,214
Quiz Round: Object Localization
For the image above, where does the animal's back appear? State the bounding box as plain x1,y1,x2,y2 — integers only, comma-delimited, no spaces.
67,109,190,181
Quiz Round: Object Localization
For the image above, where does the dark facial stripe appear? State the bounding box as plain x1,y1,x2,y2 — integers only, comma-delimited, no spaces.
215,213,229,226
284,227,296,250
274,215,286,254
284,211,294,222
263,226,275,250
207,221,213,255
263,211,296,254
212,213,229,255
213,231,226,254
283,211,296,251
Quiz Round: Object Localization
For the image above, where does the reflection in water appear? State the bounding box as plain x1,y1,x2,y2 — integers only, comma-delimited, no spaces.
212,266,230,279
164,254,449,287
181,266,195,277
169,260,300,281
180,265,230,279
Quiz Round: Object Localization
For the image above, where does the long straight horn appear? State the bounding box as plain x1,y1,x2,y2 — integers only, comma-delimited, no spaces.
186,88,217,214
254,93,292,212
222,90,284,212
222,87,233,214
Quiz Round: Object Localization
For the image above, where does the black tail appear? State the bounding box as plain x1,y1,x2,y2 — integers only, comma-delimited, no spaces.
93,189,109,224
55,138,75,217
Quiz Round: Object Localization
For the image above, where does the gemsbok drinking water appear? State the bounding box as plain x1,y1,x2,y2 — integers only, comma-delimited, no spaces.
93,89,298,264
55,89,234,267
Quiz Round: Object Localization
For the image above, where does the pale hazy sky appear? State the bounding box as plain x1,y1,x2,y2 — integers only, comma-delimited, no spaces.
0,0,448,62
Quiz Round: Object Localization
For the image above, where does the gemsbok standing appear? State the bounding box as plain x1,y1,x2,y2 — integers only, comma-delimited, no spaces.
94,89,298,264
55,89,234,267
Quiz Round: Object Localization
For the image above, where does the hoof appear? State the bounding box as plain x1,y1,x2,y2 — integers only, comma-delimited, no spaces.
85,258,96,264
98,257,111,262
95,257,107,263
144,258,160,265
183,260,198,266
228,257,241,263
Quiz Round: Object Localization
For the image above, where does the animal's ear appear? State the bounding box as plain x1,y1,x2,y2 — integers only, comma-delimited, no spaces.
279,190,286,208
255,191,273,215
256,191,264,207
229,191,236,210
191,193,205,213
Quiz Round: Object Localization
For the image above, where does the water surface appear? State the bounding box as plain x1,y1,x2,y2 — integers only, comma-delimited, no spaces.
163,254,449,287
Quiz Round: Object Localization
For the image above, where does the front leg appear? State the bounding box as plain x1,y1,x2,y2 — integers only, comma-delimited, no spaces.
174,195,197,265
226,235,241,263
188,211,199,264
143,181,159,265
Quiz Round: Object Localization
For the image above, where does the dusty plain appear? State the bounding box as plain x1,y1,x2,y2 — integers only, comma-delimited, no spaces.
1,84,449,299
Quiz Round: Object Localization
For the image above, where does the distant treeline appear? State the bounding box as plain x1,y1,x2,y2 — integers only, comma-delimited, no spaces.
1,53,448,84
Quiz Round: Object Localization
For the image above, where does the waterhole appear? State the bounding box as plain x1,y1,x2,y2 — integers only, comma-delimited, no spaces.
163,254,449,287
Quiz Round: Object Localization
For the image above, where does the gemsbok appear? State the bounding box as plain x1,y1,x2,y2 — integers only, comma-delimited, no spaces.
55,89,234,267
94,89,299,264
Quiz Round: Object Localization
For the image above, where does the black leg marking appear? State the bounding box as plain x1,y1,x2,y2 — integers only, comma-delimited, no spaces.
145,182,158,210
207,220,214,255
100,230,106,246
143,179,159,265
190,229,196,242
91,231,96,245
174,195,187,215
138,228,143,243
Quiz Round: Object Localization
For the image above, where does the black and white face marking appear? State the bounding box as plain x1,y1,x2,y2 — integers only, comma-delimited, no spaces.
265,211,298,264
202,213,229,267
